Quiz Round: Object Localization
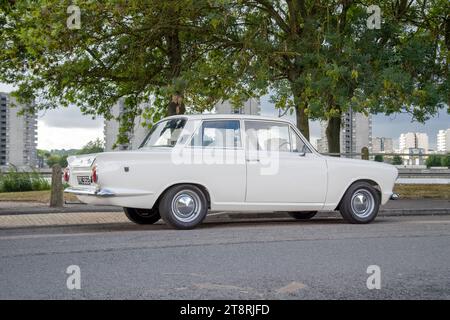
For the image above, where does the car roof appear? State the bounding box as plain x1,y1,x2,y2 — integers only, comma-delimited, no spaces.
164,113,295,124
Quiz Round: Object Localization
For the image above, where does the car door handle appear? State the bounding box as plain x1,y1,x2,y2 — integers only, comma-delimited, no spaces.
246,159,260,162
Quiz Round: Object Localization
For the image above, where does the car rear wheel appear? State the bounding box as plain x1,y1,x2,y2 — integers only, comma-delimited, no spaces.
159,185,208,229
339,182,380,224
123,207,161,225
288,211,317,220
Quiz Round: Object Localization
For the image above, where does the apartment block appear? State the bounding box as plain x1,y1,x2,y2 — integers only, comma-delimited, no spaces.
399,132,429,152
317,110,372,155
214,98,261,115
372,137,394,153
437,129,450,152
0,92,38,168
104,98,149,152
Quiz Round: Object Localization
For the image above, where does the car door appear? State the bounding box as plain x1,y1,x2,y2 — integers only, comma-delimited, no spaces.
189,119,247,204
244,120,327,205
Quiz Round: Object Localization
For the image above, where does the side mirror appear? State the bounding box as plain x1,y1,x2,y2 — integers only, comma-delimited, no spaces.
298,152,306,157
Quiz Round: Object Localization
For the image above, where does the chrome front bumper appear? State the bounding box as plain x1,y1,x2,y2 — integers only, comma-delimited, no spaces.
390,193,399,200
64,187,115,197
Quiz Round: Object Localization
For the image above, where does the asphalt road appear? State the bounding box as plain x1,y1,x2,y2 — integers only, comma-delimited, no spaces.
0,215,449,299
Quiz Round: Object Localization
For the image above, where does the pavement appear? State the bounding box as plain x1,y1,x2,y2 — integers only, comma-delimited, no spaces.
0,199,448,229
0,215,449,299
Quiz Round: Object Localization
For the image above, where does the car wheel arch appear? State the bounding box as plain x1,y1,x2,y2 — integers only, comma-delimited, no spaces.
335,179,381,211
153,183,211,211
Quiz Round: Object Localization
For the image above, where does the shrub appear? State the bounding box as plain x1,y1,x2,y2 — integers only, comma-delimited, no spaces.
374,155,384,162
392,155,403,165
441,154,450,168
0,168,50,193
426,155,444,168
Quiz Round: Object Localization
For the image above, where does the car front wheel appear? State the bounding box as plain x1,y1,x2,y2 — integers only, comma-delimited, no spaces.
339,182,380,224
288,211,317,220
159,185,208,229
123,207,161,225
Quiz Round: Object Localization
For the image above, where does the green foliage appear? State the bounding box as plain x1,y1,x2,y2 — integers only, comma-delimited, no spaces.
46,155,68,168
0,168,50,193
441,154,450,168
374,155,384,162
426,155,444,168
392,155,403,165
425,154,450,168
0,0,448,150
76,138,104,155
0,0,254,146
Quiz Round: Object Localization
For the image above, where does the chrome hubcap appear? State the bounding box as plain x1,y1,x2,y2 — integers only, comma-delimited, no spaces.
172,190,201,222
351,189,375,218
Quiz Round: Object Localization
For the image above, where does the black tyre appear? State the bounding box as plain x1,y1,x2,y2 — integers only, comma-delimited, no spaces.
339,181,380,224
288,211,317,220
159,185,208,229
123,207,161,225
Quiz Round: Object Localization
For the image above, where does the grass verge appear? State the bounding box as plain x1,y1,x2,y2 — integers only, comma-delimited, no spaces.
0,190,79,203
394,184,450,199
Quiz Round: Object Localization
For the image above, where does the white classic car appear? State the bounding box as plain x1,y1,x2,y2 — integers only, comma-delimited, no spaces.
65,114,398,229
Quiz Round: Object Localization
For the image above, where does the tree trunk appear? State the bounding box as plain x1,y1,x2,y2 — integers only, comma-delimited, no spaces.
166,27,185,117
296,105,310,141
50,164,64,207
326,116,341,156
291,84,310,140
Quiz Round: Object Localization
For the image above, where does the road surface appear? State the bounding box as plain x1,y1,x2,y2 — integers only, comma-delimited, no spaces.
0,215,449,299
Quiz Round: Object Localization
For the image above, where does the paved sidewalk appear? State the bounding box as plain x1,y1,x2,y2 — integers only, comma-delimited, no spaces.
1,199,448,216
0,199,448,229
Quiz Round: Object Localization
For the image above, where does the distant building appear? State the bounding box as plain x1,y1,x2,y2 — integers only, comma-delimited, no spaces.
341,110,372,155
318,110,372,156
399,132,429,152
372,137,394,153
0,92,38,168
437,129,450,152
214,98,260,115
104,99,150,152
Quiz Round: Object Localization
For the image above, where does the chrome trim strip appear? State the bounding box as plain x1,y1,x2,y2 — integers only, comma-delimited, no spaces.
64,187,115,197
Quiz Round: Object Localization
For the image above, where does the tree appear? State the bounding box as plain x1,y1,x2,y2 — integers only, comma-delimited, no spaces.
426,154,444,168
0,1,251,145
237,1,448,151
46,155,68,168
374,155,384,162
442,154,450,168
76,139,105,155
392,155,403,165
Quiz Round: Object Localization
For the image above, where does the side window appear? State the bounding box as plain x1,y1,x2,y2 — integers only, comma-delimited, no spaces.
191,120,241,148
245,121,291,152
290,127,311,153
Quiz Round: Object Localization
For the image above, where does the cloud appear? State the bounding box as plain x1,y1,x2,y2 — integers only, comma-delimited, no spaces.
37,121,104,150
38,105,104,129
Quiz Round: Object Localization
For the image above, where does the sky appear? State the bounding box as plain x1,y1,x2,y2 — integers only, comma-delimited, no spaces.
1,82,449,150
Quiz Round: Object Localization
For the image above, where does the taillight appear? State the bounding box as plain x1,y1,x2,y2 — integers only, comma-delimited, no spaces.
91,165,98,183
63,168,70,182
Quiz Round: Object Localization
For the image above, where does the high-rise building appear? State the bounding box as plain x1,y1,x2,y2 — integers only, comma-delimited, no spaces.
317,111,372,155
372,137,394,153
0,92,38,168
340,110,372,155
104,98,150,151
399,132,429,152
214,98,260,115
437,129,450,152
